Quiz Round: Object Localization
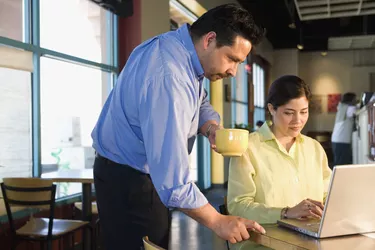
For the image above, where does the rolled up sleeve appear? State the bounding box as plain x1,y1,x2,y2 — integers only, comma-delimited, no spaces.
198,88,220,128
139,75,208,209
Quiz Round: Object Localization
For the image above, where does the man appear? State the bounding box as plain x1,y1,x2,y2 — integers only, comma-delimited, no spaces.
92,3,265,250
331,92,357,166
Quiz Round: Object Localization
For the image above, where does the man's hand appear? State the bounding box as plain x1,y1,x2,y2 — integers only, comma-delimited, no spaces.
208,124,222,151
212,214,266,244
180,203,265,245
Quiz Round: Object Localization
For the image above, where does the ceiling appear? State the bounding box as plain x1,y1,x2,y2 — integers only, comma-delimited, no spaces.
238,0,375,51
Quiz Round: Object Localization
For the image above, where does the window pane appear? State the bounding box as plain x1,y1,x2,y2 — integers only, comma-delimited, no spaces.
236,103,248,125
235,64,244,102
0,0,25,41
40,0,112,64
252,63,257,106
253,63,265,108
254,107,265,128
189,141,198,182
0,67,32,182
40,57,110,197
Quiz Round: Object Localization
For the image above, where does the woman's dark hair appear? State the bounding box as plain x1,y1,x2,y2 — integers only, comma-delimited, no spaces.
267,75,312,110
341,92,356,105
190,3,265,47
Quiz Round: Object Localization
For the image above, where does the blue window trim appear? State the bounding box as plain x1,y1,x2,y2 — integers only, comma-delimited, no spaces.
31,0,41,177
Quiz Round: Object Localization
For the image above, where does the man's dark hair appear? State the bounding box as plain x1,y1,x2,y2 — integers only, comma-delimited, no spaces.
190,3,264,47
267,75,312,110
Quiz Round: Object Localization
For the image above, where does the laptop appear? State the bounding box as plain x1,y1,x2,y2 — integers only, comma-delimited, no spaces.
277,164,375,238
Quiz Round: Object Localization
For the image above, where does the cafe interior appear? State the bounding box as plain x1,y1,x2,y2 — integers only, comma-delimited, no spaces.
1,0,375,249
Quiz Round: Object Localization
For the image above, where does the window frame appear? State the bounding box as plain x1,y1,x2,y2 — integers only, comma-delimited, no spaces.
249,53,271,128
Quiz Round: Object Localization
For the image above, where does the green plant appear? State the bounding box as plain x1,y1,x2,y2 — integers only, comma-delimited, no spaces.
51,148,71,196
234,123,253,132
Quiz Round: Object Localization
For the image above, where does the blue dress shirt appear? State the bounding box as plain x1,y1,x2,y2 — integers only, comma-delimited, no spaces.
91,24,220,209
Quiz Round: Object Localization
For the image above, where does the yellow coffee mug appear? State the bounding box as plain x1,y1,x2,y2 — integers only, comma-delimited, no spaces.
215,129,249,157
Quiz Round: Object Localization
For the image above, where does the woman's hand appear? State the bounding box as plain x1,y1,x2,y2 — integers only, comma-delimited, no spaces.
286,199,324,219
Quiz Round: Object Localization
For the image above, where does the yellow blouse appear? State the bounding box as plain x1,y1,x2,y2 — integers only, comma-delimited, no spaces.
227,122,332,224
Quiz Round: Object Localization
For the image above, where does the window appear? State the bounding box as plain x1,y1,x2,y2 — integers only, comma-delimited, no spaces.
0,67,32,181
231,61,249,127
253,63,265,128
0,1,117,198
0,0,26,41
188,78,211,184
40,58,110,197
169,0,200,182
40,0,112,64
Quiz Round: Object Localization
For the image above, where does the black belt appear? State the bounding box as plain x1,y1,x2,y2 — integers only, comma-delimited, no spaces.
95,153,118,165
95,153,149,176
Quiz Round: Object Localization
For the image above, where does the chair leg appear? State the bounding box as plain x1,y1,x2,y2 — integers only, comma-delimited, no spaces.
59,237,63,250
95,218,100,249
47,239,52,250
72,233,75,249
40,241,44,250
89,226,95,250
10,238,17,250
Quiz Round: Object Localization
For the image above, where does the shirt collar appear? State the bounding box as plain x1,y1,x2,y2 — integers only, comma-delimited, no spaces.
177,24,204,80
258,121,304,143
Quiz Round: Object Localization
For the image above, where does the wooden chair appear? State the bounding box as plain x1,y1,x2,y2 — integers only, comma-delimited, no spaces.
1,178,93,250
142,236,166,250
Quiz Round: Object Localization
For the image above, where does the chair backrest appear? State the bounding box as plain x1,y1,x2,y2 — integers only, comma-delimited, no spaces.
143,236,166,250
219,196,229,215
1,178,56,238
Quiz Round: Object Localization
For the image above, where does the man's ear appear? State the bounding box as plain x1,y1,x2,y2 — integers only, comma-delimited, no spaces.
203,32,217,49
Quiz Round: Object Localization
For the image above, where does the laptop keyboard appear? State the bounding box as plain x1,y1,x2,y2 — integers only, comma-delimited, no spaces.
306,222,320,231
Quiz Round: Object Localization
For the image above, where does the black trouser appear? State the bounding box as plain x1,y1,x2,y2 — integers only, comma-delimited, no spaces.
93,154,171,250
332,142,352,166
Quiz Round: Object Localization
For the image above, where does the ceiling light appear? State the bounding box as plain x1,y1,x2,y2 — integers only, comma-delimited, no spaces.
288,22,296,29
170,0,198,24
297,44,304,50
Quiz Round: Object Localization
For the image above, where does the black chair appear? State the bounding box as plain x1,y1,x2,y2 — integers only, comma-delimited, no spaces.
1,178,94,250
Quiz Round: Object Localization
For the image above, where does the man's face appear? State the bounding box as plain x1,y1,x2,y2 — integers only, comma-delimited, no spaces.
201,33,252,81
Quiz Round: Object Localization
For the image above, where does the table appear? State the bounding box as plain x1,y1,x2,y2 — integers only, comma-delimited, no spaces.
43,169,94,250
249,224,375,250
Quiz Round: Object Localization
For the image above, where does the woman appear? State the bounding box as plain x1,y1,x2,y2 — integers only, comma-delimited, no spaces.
227,75,332,249
331,92,357,166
